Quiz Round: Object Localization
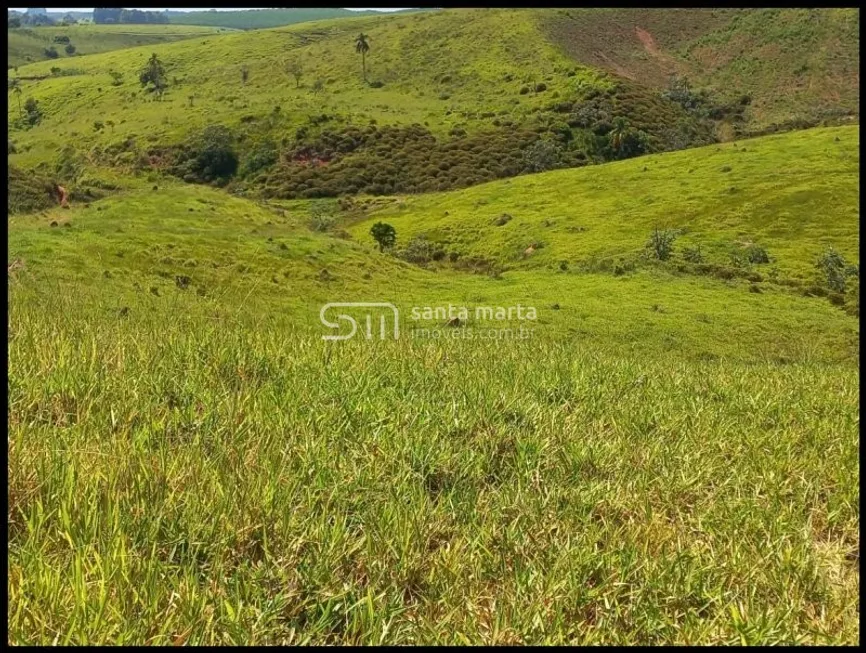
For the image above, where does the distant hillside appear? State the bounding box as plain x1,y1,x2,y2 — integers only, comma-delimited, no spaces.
7,8,859,199
166,8,420,30
542,8,859,131
7,24,232,67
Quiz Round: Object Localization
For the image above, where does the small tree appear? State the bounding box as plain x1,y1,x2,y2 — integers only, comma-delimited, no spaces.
286,58,303,88
355,33,370,83
241,65,249,85
64,43,76,56
139,53,167,99
647,228,676,261
43,46,59,59
370,222,396,252
9,79,23,118
23,97,42,126
816,247,858,293
311,78,324,94
109,70,124,86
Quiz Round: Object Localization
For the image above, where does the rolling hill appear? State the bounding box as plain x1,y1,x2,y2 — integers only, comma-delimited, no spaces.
7,125,860,645
7,8,859,200
6,7,860,645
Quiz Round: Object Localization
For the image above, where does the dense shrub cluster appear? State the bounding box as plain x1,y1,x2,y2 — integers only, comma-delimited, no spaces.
816,247,859,293
257,123,550,198
397,235,446,265
157,77,720,198
167,125,238,185
7,166,58,215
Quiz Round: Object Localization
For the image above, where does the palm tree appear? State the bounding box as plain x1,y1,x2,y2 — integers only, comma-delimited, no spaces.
9,79,23,117
355,33,370,83
609,116,630,154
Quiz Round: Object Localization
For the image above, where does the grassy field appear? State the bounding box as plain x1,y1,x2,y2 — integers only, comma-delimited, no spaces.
7,122,860,644
7,24,233,68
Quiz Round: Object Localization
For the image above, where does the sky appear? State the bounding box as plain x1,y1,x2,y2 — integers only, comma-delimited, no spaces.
10,8,407,12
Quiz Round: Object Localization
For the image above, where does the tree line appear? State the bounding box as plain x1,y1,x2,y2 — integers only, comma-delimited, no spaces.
93,8,169,25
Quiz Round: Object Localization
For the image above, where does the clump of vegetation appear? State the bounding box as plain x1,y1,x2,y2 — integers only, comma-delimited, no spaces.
397,235,445,265
682,245,704,263
170,125,238,185
744,244,770,264
370,221,396,252
608,117,651,159
816,247,858,293
239,139,278,178
43,46,59,59
286,58,303,88
308,202,337,232
647,228,677,261
23,98,42,127
55,143,85,180
139,52,167,100
522,139,562,173
7,166,58,214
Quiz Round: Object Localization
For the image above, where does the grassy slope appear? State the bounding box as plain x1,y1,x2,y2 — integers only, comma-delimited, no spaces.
542,8,860,130
349,126,859,281
7,128,860,363
7,143,860,642
7,9,608,167
7,24,233,68
6,8,858,187
6,11,860,646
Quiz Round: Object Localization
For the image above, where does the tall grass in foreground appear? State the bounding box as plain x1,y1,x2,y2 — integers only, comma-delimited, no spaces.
7,288,859,645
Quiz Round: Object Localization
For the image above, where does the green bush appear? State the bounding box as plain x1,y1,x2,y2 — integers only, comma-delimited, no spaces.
398,236,444,265
239,139,277,178
816,247,857,293
682,245,704,263
23,98,42,126
370,222,396,252
647,228,676,261
308,202,336,232
172,125,238,185
744,244,770,264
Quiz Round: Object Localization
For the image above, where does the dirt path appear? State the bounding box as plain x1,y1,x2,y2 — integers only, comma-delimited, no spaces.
56,185,69,208
634,27,680,73
634,27,662,57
